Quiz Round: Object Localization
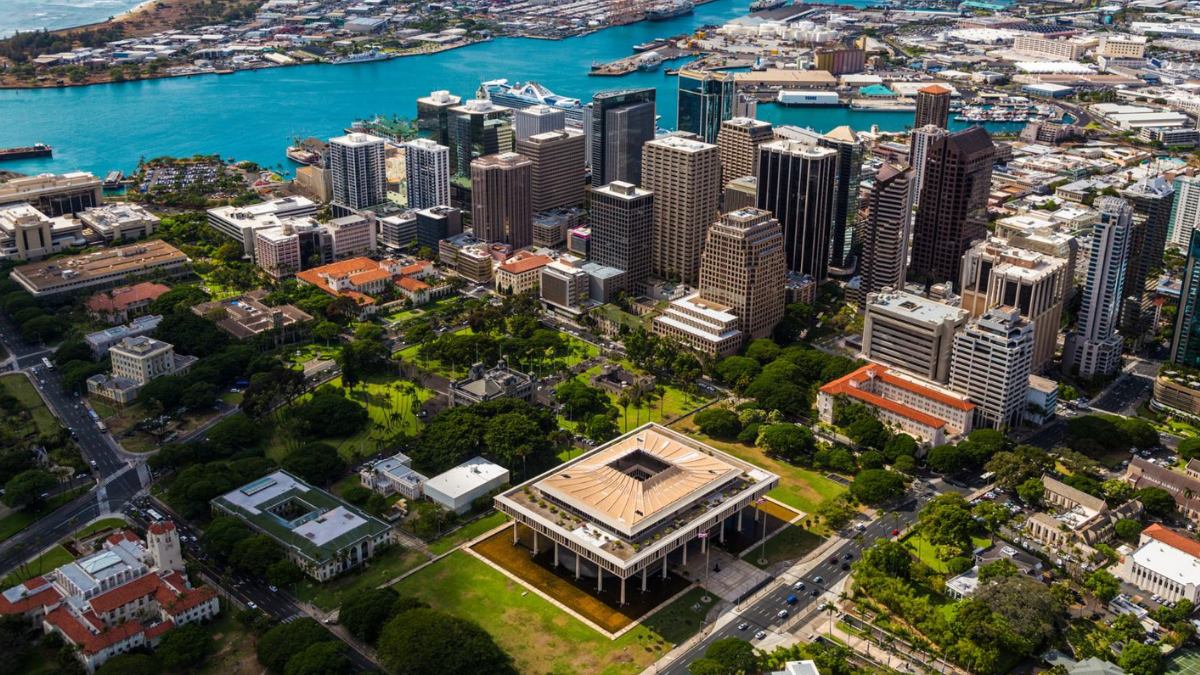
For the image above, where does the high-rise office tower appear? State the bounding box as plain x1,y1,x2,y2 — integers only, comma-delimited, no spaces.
1064,197,1133,380
756,139,838,280
514,105,566,142
908,124,947,205
863,290,968,384
470,153,533,249
415,205,462,252
960,238,1068,373
448,99,514,176
914,85,952,129
329,133,387,211
1168,175,1200,249
821,126,864,275
855,162,914,303
403,138,450,211
698,208,787,341
734,92,758,119
516,129,585,212
1171,228,1200,366
717,117,773,185
417,90,462,147
1120,175,1175,344
909,126,995,286
589,88,656,187
677,69,736,145
949,306,1034,430
642,135,721,283
724,176,758,212
591,181,654,290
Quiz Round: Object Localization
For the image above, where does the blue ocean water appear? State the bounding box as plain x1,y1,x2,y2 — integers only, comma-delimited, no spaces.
0,0,138,38
0,0,1015,176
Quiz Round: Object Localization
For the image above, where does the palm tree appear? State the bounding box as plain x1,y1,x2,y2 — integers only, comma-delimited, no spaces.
823,601,838,636
617,394,630,432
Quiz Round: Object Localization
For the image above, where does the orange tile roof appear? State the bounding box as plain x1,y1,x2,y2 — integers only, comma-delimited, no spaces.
920,84,951,94
1142,523,1200,558
105,530,141,547
88,574,162,614
822,378,948,429
401,262,431,275
143,619,175,641
45,607,145,655
348,268,392,285
396,277,430,292
0,585,62,615
23,577,49,591
873,369,975,411
296,268,377,306
306,257,378,278
148,521,175,536
499,254,552,275
86,282,170,313
820,364,974,428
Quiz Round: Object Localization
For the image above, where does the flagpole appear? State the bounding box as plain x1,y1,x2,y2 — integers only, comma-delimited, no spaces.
757,497,768,566
700,530,711,603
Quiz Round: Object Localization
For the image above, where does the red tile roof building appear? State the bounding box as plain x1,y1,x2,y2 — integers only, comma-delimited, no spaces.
85,282,170,324
1,523,219,674
818,364,975,446
297,257,444,316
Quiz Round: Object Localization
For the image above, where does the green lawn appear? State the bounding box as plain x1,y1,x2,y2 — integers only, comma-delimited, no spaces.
641,586,719,645
902,532,992,573
265,374,434,463
282,341,343,368
2,544,75,586
194,612,261,675
679,429,846,517
0,374,59,438
0,487,91,543
74,517,128,539
392,551,703,675
750,524,825,569
293,545,427,611
557,370,710,435
428,511,509,556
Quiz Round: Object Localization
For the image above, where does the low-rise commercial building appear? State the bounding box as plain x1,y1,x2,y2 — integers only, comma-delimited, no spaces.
87,336,197,404
190,291,312,344
818,364,975,446
77,204,160,243
1116,523,1199,604
425,457,510,515
211,471,395,581
862,290,969,384
84,315,163,359
85,282,169,325
11,240,191,298
540,257,590,315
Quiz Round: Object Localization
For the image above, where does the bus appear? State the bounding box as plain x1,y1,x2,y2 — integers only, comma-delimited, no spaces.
42,357,53,371
146,508,164,522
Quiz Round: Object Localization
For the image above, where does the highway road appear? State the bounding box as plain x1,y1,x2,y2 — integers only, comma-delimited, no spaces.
659,495,926,675
0,310,146,577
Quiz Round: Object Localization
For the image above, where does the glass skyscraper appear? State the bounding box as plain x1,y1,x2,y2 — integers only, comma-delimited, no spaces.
1172,228,1200,366
676,70,735,145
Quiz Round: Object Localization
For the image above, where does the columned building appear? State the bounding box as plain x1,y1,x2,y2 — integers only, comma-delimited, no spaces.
908,126,995,285
642,135,720,284
756,140,838,280
494,425,779,606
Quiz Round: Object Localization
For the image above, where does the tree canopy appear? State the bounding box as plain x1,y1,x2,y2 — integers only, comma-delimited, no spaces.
376,607,517,675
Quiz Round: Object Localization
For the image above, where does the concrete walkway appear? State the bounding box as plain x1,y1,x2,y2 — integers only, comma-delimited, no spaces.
676,548,769,601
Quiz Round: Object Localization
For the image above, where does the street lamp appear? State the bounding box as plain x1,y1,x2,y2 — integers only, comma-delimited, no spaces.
699,530,711,603
756,497,768,566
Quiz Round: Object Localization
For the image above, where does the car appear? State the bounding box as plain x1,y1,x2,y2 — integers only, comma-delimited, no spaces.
843,553,853,560
813,576,823,584
855,523,866,531
269,586,278,592
90,460,97,467
247,601,257,610
892,529,900,536
755,630,767,640
793,582,806,591
738,622,749,631
787,595,798,604
841,562,850,570
810,589,819,597
777,610,789,619
829,556,838,565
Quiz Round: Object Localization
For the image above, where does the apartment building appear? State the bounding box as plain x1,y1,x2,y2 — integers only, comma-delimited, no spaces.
862,290,969,384
855,163,914,303
1064,197,1132,379
329,133,388,211
404,138,451,210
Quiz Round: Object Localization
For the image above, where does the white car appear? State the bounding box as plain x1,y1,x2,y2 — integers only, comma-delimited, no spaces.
755,630,767,640
247,601,257,610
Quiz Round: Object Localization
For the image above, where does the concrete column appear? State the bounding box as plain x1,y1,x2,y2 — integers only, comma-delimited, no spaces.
597,567,604,592
533,531,539,556
553,543,559,568
642,567,648,592
682,542,688,566
737,508,743,532
662,558,668,579
575,553,581,580
513,522,519,545
719,518,726,544
701,535,707,554
620,577,626,605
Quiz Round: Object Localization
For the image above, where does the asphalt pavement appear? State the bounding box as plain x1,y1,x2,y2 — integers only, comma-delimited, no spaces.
658,496,925,675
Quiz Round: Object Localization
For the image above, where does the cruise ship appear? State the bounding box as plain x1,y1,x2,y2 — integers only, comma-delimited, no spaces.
749,0,788,11
647,0,694,20
480,79,586,129
329,50,393,65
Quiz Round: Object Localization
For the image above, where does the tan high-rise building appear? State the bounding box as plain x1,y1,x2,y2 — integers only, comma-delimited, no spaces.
470,153,533,249
516,129,586,212
914,85,952,130
591,181,654,289
960,238,1068,374
641,134,721,283
717,117,773,185
855,162,914,304
698,208,786,341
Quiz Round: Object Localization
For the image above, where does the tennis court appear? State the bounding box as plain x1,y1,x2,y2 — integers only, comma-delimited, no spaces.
1164,647,1200,675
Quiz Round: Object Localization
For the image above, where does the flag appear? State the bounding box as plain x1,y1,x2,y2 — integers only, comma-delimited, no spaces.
698,532,708,539
757,497,767,504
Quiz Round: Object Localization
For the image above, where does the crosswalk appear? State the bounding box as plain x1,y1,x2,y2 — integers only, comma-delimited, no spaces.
280,612,306,624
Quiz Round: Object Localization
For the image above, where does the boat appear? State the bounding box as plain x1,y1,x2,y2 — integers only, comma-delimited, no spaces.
329,49,393,65
749,0,788,11
286,146,320,165
646,0,694,21
102,171,124,189
638,51,664,71
0,143,52,161
480,79,586,128
633,39,669,52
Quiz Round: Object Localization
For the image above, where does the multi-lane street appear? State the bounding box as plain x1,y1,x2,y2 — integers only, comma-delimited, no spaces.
659,497,924,675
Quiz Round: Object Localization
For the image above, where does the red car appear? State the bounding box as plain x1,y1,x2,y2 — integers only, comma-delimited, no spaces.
829,556,839,565
891,529,900,536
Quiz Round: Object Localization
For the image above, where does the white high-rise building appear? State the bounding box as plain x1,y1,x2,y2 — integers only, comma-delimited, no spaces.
329,133,387,211
908,124,947,206
1064,197,1132,379
514,105,566,142
1169,175,1200,249
404,138,450,210
949,306,1034,430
